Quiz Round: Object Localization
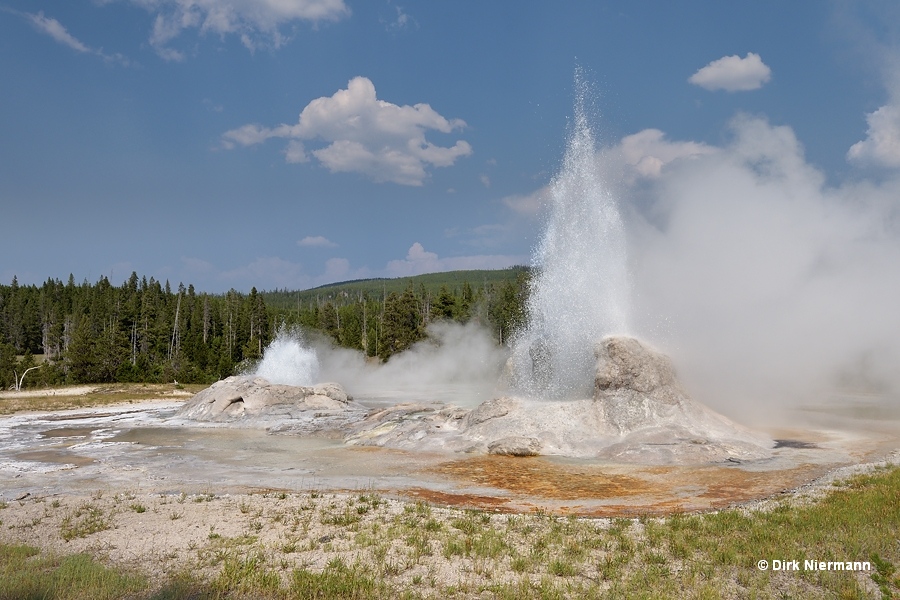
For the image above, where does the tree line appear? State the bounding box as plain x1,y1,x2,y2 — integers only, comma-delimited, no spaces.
0,273,269,389
274,270,529,361
0,269,529,389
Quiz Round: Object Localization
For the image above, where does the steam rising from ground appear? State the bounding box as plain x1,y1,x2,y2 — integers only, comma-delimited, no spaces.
250,321,507,408
253,326,320,386
622,115,900,422
316,321,508,408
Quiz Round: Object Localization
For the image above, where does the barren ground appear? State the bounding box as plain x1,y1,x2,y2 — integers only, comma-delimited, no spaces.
1,386,897,597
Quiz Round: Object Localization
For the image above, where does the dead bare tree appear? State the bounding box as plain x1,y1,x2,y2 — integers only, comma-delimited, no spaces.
13,364,42,392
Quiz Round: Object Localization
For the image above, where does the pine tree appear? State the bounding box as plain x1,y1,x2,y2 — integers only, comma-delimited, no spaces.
432,285,457,320
0,342,16,390
380,286,424,360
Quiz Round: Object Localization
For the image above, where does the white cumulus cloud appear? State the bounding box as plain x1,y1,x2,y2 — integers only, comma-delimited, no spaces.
323,257,350,280
221,123,295,146
385,4,416,31
501,187,549,217
222,76,472,185
121,0,350,59
689,52,771,92
847,102,900,168
618,128,716,180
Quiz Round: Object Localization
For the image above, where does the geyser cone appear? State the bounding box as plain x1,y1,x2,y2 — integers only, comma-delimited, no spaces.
510,73,630,399
177,327,362,428
348,335,773,463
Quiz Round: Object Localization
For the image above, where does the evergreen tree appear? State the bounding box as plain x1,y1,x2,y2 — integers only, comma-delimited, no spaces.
432,286,457,320
457,281,474,322
66,316,99,383
0,342,16,390
489,279,528,345
380,286,424,360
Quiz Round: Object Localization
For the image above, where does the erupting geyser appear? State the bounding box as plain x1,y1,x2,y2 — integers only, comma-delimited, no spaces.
253,326,320,387
347,72,773,463
509,72,630,399
176,327,362,426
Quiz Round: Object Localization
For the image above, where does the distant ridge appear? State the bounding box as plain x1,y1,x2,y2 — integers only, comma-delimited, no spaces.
261,267,528,310
303,277,391,291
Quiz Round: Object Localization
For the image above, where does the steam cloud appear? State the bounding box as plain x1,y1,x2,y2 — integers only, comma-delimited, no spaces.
622,115,900,422
315,320,509,409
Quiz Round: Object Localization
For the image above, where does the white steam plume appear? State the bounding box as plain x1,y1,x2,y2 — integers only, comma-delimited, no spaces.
314,320,508,408
624,115,900,423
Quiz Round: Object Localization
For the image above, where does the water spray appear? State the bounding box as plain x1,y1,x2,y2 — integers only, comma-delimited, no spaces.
510,71,630,399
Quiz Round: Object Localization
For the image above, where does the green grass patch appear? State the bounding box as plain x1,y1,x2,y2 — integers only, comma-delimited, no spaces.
291,558,393,599
321,506,362,526
0,543,145,600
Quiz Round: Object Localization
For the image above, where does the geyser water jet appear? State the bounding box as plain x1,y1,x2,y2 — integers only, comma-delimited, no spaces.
510,73,630,399
253,326,320,387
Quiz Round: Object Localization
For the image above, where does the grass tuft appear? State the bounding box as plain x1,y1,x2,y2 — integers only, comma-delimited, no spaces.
59,503,111,541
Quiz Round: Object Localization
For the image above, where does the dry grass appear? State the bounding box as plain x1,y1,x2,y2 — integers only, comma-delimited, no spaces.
0,383,204,414
1,463,897,599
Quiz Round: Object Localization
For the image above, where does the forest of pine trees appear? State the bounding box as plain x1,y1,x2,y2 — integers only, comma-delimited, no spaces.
0,273,269,389
0,269,529,389
271,269,529,361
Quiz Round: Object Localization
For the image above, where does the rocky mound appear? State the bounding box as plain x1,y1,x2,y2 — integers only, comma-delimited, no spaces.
174,338,773,464
346,336,773,464
174,376,365,433
588,336,772,462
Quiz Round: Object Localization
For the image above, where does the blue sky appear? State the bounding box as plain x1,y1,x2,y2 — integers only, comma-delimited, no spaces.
2,1,899,295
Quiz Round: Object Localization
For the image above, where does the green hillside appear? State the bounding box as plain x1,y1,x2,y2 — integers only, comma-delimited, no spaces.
261,266,529,311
